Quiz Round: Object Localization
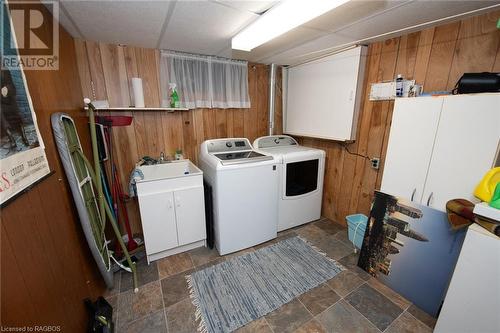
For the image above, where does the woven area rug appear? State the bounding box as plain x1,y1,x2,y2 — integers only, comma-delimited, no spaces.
186,236,344,333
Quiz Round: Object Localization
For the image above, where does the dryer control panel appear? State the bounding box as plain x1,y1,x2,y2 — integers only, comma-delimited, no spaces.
255,135,298,148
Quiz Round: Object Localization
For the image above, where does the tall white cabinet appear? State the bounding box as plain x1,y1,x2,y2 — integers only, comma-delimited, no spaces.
381,93,500,211
434,224,500,333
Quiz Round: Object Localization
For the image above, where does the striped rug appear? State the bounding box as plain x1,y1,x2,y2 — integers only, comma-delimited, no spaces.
186,236,344,333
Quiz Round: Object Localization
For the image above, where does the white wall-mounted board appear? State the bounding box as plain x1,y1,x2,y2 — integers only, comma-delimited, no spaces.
283,46,367,141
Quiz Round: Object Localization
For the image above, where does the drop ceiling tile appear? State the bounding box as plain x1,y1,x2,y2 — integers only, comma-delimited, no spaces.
236,25,328,63
45,2,82,38
217,46,233,58
61,0,172,48
262,33,355,65
159,1,257,55
214,0,277,14
303,0,409,33
337,0,498,41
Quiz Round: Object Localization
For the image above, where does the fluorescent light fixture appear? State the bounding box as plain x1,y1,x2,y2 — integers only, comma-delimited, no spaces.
232,0,350,51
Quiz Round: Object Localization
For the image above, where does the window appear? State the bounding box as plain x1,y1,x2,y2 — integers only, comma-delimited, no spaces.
160,51,250,109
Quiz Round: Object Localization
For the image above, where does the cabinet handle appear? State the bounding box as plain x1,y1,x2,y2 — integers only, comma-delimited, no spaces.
411,188,416,201
168,199,173,209
176,196,181,208
426,192,433,206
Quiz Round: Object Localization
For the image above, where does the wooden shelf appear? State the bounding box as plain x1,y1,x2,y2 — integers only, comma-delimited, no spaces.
90,107,189,112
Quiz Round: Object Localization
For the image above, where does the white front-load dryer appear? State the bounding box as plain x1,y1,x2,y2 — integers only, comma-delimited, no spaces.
254,135,325,231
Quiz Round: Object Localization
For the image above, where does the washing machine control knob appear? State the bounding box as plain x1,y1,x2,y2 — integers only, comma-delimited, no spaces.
226,141,232,148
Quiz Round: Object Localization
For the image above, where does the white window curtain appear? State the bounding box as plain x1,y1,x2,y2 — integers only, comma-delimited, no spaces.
160,50,250,109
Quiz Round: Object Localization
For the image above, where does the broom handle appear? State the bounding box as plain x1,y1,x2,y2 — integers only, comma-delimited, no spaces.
88,102,106,227
115,167,136,246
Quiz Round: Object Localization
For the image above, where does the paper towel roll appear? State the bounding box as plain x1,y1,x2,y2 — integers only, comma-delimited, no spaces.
131,77,145,107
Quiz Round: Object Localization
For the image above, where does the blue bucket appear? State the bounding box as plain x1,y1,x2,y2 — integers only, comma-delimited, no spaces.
346,214,368,250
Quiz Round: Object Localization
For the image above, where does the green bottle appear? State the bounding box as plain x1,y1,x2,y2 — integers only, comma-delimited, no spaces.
169,83,180,108
489,182,500,209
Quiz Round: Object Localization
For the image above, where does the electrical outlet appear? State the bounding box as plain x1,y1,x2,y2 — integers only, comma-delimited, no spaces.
371,157,380,170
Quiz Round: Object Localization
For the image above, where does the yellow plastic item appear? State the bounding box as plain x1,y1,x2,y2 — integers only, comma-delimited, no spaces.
474,167,500,203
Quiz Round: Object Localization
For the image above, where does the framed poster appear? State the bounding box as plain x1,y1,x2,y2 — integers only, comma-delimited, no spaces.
0,2,50,205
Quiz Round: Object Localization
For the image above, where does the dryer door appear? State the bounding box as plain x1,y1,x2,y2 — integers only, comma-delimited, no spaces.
283,158,319,198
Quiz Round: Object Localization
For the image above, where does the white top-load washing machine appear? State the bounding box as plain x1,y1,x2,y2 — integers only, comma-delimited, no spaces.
199,138,278,255
253,135,325,232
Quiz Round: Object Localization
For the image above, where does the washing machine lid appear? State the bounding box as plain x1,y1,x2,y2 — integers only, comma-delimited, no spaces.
204,138,274,165
213,150,273,165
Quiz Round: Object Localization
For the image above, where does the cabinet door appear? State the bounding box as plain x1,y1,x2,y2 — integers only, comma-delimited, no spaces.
137,191,178,254
381,97,443,202
422,94,500,211
434,226,500,333
174,187,206,245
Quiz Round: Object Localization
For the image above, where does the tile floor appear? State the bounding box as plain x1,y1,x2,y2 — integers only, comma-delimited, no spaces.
105,218,437,333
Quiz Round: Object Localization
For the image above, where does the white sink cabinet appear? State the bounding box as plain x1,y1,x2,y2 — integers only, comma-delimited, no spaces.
136,160,206,263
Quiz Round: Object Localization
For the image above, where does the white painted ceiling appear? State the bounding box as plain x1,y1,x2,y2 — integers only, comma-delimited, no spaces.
52,0,500,65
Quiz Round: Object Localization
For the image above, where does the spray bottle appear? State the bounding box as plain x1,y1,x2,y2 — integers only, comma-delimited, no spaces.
169,83,180,108
395,74,404,97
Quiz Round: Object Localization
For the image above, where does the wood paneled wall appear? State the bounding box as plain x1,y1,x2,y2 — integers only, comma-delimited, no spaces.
74,41,272,233
1,6,106,331
290,10,500,225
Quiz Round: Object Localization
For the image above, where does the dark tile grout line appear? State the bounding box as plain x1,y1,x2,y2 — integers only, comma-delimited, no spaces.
114,289,120,330
339,277,431,333
296,290,339,332
335,233,356,248
262,316,275,333
319,260,383,333
115,286,147,329
404,310,432,330
343,280,395,332
158,260,169,333
295,296,321,329
383,307,407,333
114,300,119,330
106,270,123,330
114,264,168,331
292,245,431,333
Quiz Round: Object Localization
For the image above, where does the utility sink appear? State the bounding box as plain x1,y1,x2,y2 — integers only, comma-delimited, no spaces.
134,159,206,263
137,159,202,183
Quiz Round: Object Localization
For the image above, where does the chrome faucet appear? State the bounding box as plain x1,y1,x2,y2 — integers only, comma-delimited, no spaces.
158,151,171,164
